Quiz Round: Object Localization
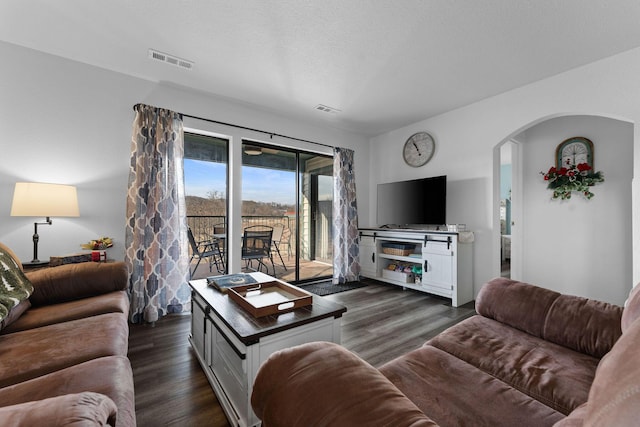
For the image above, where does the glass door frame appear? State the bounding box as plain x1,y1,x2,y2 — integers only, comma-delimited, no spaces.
184,131,230,276
241,140,333,284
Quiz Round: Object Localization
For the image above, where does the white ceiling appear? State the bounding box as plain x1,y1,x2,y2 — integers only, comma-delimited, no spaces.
2,1,640,136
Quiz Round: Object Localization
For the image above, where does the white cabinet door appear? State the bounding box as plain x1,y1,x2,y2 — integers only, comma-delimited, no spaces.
422,252,454,291
191,295,207,358
422,237,455,292
359,235,377,277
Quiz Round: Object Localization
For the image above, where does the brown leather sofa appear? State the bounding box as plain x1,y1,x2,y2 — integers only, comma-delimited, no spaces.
0,242,135,426
251,277,640,426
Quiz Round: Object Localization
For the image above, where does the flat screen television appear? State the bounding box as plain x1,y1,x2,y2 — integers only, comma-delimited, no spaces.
376,176,446,227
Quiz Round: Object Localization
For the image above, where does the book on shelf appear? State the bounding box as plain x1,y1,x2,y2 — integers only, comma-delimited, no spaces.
207,273,258,293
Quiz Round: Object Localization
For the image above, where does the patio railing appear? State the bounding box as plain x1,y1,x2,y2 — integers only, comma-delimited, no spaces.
187,215,293,239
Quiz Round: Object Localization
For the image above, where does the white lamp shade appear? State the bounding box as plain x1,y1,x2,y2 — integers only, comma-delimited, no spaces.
10,182,80,217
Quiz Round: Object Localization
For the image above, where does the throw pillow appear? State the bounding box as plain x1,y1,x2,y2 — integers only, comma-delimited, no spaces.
0,246,34,323
0,299,31,331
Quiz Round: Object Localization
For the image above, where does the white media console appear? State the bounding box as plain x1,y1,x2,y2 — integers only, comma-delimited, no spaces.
358,228,473,307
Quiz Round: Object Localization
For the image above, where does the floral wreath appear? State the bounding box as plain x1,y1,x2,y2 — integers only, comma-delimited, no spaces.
540,162,604,200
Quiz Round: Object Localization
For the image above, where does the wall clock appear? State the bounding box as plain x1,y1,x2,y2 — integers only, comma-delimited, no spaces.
403,132,435,167
555,137,594,169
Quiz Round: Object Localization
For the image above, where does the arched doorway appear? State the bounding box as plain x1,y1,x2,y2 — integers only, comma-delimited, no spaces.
493,114,633,303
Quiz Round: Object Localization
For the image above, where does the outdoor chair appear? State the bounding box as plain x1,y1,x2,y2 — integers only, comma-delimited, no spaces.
242,225,275,276
188,227,225,277
271,223,288,270
213,222,226,265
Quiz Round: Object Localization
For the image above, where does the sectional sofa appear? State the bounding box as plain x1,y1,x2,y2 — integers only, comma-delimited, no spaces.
0,242,135,426
251,277,640,426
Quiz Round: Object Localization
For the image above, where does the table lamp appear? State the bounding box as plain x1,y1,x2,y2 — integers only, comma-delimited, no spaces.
10,182,80,265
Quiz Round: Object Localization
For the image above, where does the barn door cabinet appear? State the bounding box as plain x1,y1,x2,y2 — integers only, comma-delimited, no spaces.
358,228,473,307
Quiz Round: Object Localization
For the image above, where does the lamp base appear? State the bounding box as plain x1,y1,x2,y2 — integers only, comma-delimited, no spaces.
22,260,50,270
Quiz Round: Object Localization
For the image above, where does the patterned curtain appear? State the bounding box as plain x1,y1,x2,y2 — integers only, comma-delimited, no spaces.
332,147,361,283
125,104,190,323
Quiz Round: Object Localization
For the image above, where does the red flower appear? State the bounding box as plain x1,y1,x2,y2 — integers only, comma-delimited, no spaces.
541,162,603,200
576,163,591,172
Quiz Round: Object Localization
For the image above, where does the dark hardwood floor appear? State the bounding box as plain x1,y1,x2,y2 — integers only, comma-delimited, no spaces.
328,278,476,367
128,314,230,427
128,279,476,426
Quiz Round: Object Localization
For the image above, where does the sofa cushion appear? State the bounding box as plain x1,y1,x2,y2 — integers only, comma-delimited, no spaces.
0,244,34,324
380,345,565,427
251,341,438,427
580,316,640,425
476,278,622,358
0,356,135,427
544,294,622,358
428,315,599,414
0,392,117,427
1,290,128,334
26,261,128,307
553,402,588,426
476,277,560,338
0,312,128,388
621,283,640,333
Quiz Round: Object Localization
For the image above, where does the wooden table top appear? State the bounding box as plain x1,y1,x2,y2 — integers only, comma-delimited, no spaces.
189,272,347,345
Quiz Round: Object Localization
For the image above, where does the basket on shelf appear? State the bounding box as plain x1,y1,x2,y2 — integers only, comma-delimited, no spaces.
381,242,415,257
381,247,413,256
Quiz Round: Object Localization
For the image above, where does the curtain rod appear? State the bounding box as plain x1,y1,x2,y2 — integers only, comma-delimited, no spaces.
132,104,335,150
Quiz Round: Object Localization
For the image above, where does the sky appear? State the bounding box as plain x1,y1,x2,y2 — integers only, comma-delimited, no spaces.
184,159,297,204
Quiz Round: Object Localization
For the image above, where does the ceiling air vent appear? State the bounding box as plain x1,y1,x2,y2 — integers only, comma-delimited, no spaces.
148,49,194,71
315,104,341,114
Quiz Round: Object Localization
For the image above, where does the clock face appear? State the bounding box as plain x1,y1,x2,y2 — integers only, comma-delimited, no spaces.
403,132,435,167
556,137,594,168
561,142,588,166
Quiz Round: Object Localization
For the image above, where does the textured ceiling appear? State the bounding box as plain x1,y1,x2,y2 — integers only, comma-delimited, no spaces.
2,0,640,136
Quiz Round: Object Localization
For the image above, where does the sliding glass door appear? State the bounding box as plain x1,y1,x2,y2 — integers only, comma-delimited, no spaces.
298,152,334,281
242,142,333,283
183,133,332,283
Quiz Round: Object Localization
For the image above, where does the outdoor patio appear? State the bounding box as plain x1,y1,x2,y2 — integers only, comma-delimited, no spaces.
189,255,333,284
187,214,334,285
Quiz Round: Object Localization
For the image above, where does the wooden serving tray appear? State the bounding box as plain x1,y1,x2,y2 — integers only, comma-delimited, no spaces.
228,281,313,318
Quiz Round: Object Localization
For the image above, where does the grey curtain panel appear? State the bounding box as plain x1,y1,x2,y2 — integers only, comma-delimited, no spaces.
125,104,190,323
332,147,360,284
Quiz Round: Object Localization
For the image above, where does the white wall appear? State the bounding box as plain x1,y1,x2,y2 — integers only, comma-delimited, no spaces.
520,116,632,303
0,42,143,262
4,39,640,305
0,41,370,265
370,47,640,305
